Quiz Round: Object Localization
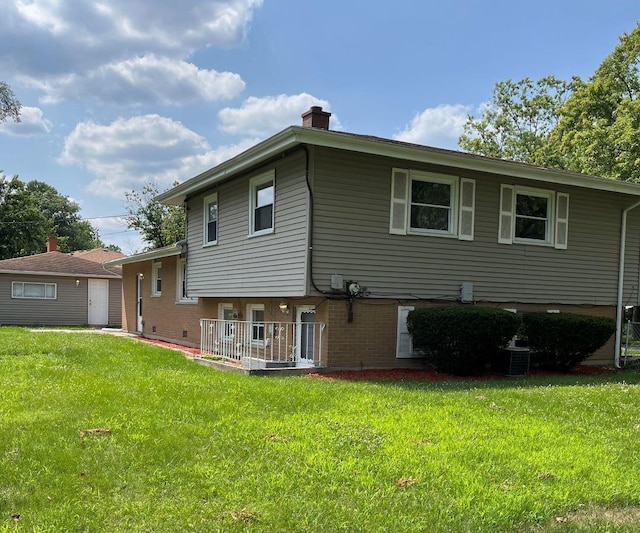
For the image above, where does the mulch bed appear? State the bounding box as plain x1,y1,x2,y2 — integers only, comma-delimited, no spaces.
132,335,614,382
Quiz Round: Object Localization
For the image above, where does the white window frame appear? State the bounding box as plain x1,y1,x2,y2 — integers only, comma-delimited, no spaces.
408,171,459,237
389,168,475,240
249,171,275,237
203,192,218,246
176,258,197,304
151,262,162,296
247,303,266,345
11,281,57,300
499,185,569,249
513,187,555,245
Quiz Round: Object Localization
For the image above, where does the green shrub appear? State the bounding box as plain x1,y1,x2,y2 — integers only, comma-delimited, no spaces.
406,306,522,376
521,312,616,371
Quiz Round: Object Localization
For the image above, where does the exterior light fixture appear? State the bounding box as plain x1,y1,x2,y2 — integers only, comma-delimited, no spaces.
75,279,80,287
279,301,289,314
138,273,144,279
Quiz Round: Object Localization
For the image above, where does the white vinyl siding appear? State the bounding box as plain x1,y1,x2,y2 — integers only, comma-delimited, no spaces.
12,281,56,300
390,169,474,240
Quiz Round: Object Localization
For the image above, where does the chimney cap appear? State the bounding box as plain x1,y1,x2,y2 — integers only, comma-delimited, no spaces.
301,106,331,130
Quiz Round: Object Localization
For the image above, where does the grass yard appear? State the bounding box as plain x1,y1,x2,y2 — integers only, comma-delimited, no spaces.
2,328,640,532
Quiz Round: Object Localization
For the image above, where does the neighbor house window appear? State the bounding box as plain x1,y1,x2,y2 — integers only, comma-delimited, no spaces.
12,282,56,300
176,258,197,303
203,193,218,245
249,172,274,236
389,169,475,240
152,262,162,296
247,304,265,344
499,185,569,249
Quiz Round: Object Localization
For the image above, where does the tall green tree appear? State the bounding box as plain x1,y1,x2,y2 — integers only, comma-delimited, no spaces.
458,76,577,164
124,181,185,250
550,23,640,181
0,175,106,259
0,81,21,123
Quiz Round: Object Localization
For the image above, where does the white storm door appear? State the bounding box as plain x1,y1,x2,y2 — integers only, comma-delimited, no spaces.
396,306,415,358
296,306,316,364
88,279,109,325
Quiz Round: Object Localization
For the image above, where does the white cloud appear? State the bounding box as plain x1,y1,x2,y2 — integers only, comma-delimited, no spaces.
0,106,51,136
59,114,261,199
1,0,261,105
394,104,471,149
60,114,211,197
219,93,340,137
25,55,245,105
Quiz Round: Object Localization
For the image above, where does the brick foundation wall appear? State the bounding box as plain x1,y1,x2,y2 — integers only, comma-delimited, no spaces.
324,299,617,369
120,261,618,369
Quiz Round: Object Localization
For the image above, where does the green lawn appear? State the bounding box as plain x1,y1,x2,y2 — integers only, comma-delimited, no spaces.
2,327,640,532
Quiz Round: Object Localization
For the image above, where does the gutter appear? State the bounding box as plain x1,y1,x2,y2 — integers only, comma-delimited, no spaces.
614,199,640,367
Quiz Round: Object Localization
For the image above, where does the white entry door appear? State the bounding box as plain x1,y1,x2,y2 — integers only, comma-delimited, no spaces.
88,279,109,326
296,306,316,365
396,306,415,358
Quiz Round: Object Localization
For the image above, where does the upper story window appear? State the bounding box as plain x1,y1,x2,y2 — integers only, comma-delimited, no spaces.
250,171,274,236
152,262,162,296
12,281,56,300
176,258,197,303
390,168,475,240
499,185,569,249
203,193,218,246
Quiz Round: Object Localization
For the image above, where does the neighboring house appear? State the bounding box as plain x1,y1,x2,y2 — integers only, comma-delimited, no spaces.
0,236,124,327
108,107,640,370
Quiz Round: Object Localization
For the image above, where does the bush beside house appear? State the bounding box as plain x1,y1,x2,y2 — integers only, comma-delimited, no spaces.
407,306,522,375
521,312,616,371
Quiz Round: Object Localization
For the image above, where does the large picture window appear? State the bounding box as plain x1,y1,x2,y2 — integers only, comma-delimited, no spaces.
203,193,218,245
12,282,56,300
250,172,274,236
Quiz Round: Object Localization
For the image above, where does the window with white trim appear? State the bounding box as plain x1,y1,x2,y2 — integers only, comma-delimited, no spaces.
390,169,475,240
249,172,274,236
247,304,265,344
203,193,218,245
12,281,57,300
152,262,162,296
499,185,569,248
176,258,197,303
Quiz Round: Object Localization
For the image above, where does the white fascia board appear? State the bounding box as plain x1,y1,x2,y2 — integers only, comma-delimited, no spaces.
157,126,640,205
105,245,182,266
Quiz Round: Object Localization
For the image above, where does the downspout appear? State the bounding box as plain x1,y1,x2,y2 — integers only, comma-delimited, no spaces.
615,199,640,367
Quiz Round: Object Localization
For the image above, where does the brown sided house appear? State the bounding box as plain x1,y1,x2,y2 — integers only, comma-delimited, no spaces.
0,236,124,327
107,107,640,370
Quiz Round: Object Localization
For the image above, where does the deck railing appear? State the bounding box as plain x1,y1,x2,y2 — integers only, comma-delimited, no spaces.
200,319,324,369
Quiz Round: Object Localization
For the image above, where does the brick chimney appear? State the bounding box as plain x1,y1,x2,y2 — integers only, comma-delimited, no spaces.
47,235,57,253
301,106,331,130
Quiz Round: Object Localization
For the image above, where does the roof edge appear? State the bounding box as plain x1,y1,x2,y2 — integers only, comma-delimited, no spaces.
156,126,640,204
105,243,182,266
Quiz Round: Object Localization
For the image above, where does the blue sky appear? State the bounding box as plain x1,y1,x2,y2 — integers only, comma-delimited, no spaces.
0,0,637,253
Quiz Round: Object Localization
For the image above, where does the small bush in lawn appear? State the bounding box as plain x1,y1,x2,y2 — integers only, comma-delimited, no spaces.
521,312,615,371
406,306,522,376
